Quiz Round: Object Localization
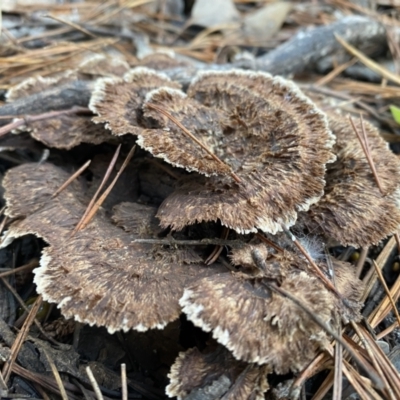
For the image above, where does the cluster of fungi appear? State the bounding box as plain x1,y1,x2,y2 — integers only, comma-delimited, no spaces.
2,54,400,399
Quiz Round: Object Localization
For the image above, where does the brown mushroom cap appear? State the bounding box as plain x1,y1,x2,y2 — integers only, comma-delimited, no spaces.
138,87,231,176
6,73,76,102
6,72,113,149
180,246,363,373
154,70,335,234
167,345,270,400
89,67,181,136
77,54,130,78
302,116,400,247
1,163,224,334
180,269,331,372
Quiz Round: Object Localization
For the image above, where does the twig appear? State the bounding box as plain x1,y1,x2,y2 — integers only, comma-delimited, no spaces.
205,227,229,265
356,247,369,278
333,325,344,400
72,145,121,235
281,226,342,297
146,103,241,184
336,34,400,86
2,295,43,383
45,14,97,39
255,233,284,253
52,160,91,198
79,145,136,231
121,364,127,400
0,278,58,345
372,260,400,330
290,353,330,399
0,259,38,278
132,237,246,247
43,349,69,400
351,322,395,400
86,366,104,400
0,107,90,138
349,115,385,195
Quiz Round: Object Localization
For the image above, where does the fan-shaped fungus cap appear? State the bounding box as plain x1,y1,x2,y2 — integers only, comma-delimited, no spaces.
77,54,130,78
167,345,270,400
180,246,363,373
89,67,181,136
138,87,231,175
1,163,223,334
6,73,113,149
152,70,335,234
302,116,400,247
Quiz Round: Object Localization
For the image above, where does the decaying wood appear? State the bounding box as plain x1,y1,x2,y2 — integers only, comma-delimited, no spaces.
165,16,387,84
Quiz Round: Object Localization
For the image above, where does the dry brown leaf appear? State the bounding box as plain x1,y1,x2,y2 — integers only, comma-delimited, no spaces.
190,0,240,28
243,2,293,41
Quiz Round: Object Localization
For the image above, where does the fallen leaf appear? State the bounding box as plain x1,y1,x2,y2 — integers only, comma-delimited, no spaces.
190,0,240,28
243,2,293,41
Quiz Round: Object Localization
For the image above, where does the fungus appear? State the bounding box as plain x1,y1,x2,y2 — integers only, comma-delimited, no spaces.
301,116,400,247
89,67,181,136
1,163,224,334
111,202,162,237
150,70,335,234
180,245,363,373
77,54,130,78
6,73,113,149
139,87,231,175
167,344,270,400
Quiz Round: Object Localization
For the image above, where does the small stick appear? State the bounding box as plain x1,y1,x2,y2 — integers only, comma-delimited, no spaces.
0,259,38,278
121,363,128,400
351,322,396,400
2,295,43,383
132,237,246,247
0,107,90,138
72,145,121,235
43,349,69,400
290,353,330,398
205,227,229,265
255,233,284,253
282,226,342,297
0,278,58,345
333,324,344,400
349,116,385,195
372,260,400,330
356,247,369,278
146,103,241,184
79,145,136,231
86,366,104,400
52,160,91,197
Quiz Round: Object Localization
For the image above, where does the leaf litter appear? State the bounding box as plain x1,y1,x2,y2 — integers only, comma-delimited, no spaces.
1,1,400,400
